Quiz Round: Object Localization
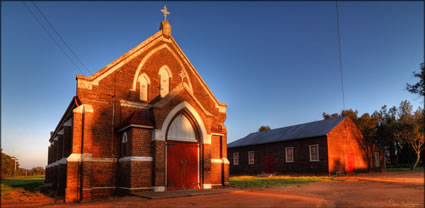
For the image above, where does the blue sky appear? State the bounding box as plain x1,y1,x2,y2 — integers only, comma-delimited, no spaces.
2,2,423,169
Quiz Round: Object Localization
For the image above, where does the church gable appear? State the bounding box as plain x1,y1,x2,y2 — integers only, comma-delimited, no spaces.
76,21,226,114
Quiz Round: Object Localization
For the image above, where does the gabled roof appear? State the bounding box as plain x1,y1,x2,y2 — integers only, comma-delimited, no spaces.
118,110,155,130
76,21,226,111
49,96,81,142
228,117,347,148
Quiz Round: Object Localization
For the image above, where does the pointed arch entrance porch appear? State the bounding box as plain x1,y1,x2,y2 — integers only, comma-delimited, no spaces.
162,101,208,191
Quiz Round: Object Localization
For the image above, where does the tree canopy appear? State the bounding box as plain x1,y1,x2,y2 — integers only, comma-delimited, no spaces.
322,100,424,168
259,125,271,132
1,150,45,178
406,63,425,97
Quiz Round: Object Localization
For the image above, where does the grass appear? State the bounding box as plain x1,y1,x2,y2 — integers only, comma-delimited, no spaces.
229,175,343,188
1,175,45,194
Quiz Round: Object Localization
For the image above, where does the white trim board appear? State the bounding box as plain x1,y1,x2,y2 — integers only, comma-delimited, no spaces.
120,100,152,110
67,153,116,162
117,124,154,132
118,156,153,162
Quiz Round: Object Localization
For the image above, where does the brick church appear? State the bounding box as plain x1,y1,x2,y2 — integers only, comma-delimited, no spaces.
45,7,229,202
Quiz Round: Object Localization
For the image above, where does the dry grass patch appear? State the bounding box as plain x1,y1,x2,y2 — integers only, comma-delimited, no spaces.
1,175,45,193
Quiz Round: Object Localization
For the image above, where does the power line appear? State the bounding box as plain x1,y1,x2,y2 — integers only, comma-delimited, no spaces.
22,2,85,75
335,0,346,111
31,1,91,75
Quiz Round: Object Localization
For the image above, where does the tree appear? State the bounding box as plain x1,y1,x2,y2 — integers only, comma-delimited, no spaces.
259,125,271,132
357,112,381,144
341,109,359,124
30,167,45,176
405,63,425,168
322,112,331,120
322,100,424,168
406,63,425,97
1,149,20,178
323,109,358,123
408,108,424,168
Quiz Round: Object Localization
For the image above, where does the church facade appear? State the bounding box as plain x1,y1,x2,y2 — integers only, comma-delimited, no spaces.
45,19,229,202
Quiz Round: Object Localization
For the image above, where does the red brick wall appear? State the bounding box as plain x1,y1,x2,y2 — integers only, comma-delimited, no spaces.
210,135,225,185
152,140,165,187
210,163,222,185
118,162,130,188
130,128,152,157
66,162,80,202
211,135,221,159
88,162,116,188
223,163,229,185
129,161,152,188
72,112,83,154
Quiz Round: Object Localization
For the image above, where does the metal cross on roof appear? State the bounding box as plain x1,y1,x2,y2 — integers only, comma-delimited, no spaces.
161,5,170,21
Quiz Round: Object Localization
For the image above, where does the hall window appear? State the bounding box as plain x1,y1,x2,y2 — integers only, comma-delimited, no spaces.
233,152,239,165
121,132,128,157
159,65,172,97
138,73,150,102
309,144,319,162
285,147,294,163
248,151,255,165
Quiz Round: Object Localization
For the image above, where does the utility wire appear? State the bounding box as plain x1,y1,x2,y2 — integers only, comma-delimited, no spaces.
335,0,346,111
31,1,91,75
22,2,85,75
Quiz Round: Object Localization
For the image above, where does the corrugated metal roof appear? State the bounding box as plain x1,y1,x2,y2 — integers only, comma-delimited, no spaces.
228,116,346,148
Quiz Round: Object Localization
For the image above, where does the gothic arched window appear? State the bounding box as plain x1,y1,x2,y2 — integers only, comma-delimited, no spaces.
138,73,151,101
158,65,172,97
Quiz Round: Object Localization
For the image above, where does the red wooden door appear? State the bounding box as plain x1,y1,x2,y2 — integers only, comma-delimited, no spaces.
167,141,199,190
346,153,354,173
264,154,275,173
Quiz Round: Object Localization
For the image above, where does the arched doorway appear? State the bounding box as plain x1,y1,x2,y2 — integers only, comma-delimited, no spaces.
166,111,201,190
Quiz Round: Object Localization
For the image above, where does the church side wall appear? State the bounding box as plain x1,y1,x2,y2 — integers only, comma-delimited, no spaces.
327,118,371,174
228,137,329,175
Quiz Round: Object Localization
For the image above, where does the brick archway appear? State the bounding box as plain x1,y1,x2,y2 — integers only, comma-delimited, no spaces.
160,101,208,191
160,101,208,144
165,111,201,190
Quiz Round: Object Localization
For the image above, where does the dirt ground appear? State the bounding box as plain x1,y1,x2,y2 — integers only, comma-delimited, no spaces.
2,171,423,208
0,189,55,208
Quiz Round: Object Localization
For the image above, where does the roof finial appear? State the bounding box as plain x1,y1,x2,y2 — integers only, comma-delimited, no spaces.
161,5,170,21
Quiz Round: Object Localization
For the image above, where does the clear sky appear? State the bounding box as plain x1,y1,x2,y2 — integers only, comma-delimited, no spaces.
2,2,423,169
